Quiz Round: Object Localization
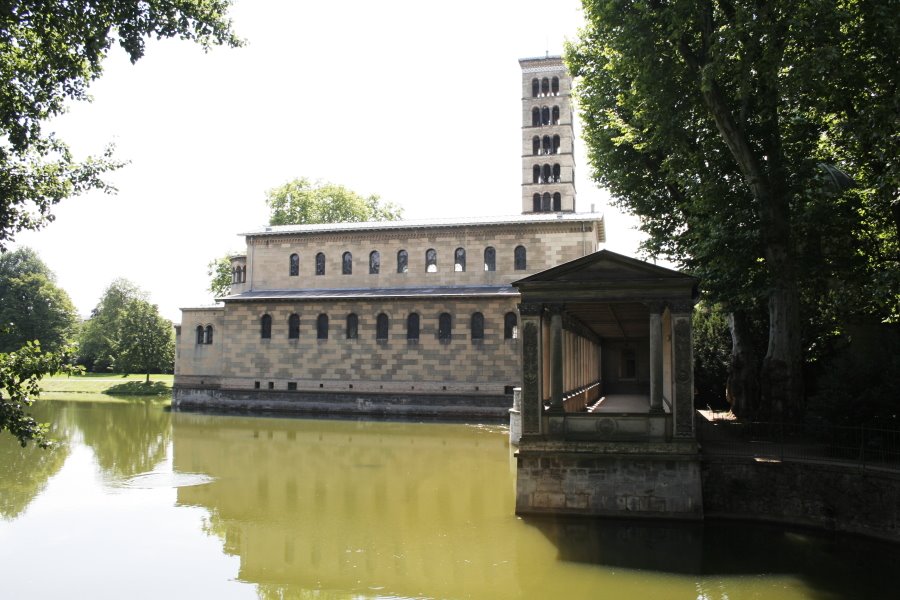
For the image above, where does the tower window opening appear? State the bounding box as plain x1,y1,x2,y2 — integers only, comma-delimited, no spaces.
376,313,389,341
342,251,352,275
541,77,550,96
542,136,552,155
407,313,420,341
553,135,560,154
205,325,213,344
483,246,496,272
369,250,380,274
454,247,466,272
397,249,408,273
288,313,300,339
514,245,527,270
552,163,561,182
261,314,272,339
541,106,550,126
531,107,540,127
532,165,540,184
346,313,358,340
426,248,437,273
532,136,540,155
551,76,559,95
471,312,484,341
542,164,551,183
241,266,246,282
553,192,562,211
196,325,204,344
504,312,519,339
317,314,329,340
552,106,560,125
438,313,452,342
315,252,325,276
542,193,552,212
531,78,539,97
533,193,541,212
289,253,299,276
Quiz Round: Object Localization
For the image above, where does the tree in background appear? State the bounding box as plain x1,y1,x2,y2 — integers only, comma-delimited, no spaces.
0,248,78,353
111,300,174,383
77,278,147,372
568,0,899,420
207,254,234,299
266,178,403,226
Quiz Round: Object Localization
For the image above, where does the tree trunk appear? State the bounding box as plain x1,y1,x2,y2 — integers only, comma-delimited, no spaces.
726,310,759,417
145,372,150,384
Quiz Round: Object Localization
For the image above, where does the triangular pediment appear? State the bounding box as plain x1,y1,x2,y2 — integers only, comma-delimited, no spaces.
515,250,695,285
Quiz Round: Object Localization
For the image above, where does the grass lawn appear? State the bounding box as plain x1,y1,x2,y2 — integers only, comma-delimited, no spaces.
38,373,174,404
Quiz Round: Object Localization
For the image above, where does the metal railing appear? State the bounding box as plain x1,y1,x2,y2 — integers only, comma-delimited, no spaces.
697,418,900,471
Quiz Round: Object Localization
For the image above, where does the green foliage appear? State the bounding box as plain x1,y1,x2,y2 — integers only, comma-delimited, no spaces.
104,380,170,397
266,178,403,226
110,299,175,382
207,254,233,299
77,278,147,372
0,247,78,353
0,0,241,249
692,303,732,409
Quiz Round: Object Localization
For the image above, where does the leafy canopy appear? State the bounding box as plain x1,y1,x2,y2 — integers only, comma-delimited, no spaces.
267,178,403,226
111,299,174,383
77,278,147,372
207,254,234,299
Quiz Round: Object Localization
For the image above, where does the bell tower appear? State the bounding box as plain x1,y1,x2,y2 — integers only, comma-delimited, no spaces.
519,55,576,213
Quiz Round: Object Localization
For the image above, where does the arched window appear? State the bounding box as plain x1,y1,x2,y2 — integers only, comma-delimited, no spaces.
542,164,551,183
542,193,552,212
483,246,496,272
407,313,420,341
454,247,466,272
315,253,325,276
551,76,559,95
504,312,519,340
231,267,237,284
541,106,550,126
553,192,562,211
552,135,560,154
289,253,299,276
531,107,540,127
426,248,437,273
205,325,213,344
541,77,550,96
261,314,272,339
288,314,300,339
316,314,329,340
346,313,358,339
532,136,540,155
369,250,380,274
552,105,560,125
438,313,452,341
514,245,527,270
471,312,484,341
376,313,389,341
542,135,551,155
532,164,540,184
533,193,541,212
342,251,352,275
196,325,204,345
241,266,246,282
552,164,561,182
531,78,539,97
397,249,408,273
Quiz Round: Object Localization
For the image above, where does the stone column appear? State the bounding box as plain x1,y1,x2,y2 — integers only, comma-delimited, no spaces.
548,304,565,413
518,303,543,434
648,301,665,414
670,301,695,438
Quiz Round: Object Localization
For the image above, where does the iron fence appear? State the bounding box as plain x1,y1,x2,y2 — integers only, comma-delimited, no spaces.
696,418,900,471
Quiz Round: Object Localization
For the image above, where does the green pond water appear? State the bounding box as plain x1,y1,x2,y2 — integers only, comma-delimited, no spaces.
1,400,898,599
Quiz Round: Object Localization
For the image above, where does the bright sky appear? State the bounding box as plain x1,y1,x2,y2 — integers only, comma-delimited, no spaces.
12,0,646,322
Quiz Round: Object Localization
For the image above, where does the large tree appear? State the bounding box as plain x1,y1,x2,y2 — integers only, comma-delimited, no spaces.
568,0,899,419
266,178,403,226
0,247,78,353
77,278,147,371
111,299,174,382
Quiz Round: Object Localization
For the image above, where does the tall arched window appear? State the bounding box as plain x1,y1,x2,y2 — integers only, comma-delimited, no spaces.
231,267,238,283
542,135,552,155
483,247,496,272
369,251,380,274
288,314,300,339
542,193,552,212
514,245,527,270
551,76,559,95
532,136,540,155
542,164,551,183
438,313,452,341
553,192,562,211
531,107,540,127
205,325,213,344
532,165,540,184
541,106,550,126
531,78,539,97
425,248,437,273
552,135,560,154
376,313,389,341
196,325,204,344
315,253,325,276
552,164,561,182
541,77,550,96
552,105,560,125
316,314,329,340
289,253,299,276
407,313,420,341
470,312,484,341
454,247,466,272
533,193,541,212
261,314,272,339
241,266,246,282
397,249,408,273
342,252,352,275
504,312,519,340
346,313,358,339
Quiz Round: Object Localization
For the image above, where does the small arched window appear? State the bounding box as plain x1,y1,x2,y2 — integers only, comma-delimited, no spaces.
397,249,408,273
532,136,540,155
241,266,246,282
289,253,299,276
407,313,420,341
196,325,204,345
315,253,325,276
532,165,541,184
438,313,452,341
542,193,552,212
531,78,539,97
205,325,213,344
426,248,437,273
471,312,484,341
316,314,328,340
541,106,550,126
342,252,352,275
542,135,551,155
531,107,540,127
376,313,389,341
504,312,519,340
553,164,561,182
541,77,550,96
553,192,562,211
542,164,552,183
231,267,237,284
484,247,496,272
288,314,300,339
454,247,466,272
551,77,559,95
533,193,541,212
346,313,358,339
514,245,527,270
369,250,380,274
261,314,272,339
552,135,560,154
552,105,560,125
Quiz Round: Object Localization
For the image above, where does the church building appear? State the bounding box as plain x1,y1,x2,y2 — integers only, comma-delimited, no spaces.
173,55,606,417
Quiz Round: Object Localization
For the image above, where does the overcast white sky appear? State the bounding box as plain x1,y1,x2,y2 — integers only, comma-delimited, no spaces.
12,0,647,322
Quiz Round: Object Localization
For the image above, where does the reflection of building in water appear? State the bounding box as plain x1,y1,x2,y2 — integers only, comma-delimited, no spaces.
172,413,547,597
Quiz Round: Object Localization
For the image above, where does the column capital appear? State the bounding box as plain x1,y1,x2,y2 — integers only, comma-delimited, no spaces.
645,300,666,314
547,303,566,315
668,299,696,314
518,303,543,317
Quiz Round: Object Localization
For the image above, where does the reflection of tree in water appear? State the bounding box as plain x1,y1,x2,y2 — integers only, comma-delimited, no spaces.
73,401,171,478
0,404,71,520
